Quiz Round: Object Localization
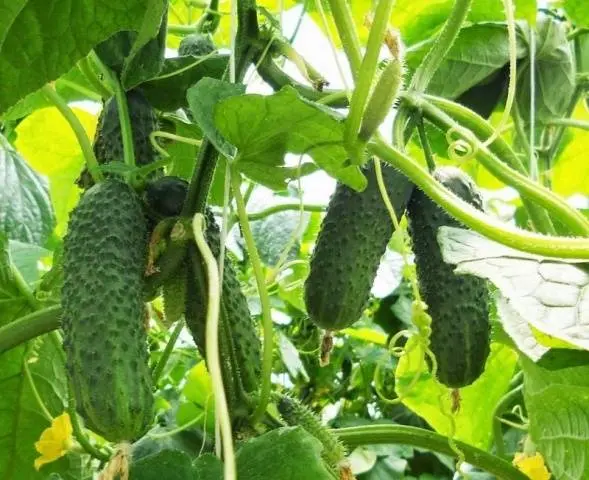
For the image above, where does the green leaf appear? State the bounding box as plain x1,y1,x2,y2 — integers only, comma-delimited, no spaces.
0,235,30,322
405,22,527,99
565,0,589,27
1,64,101,122
437,226,589,352
9,240,51,286
238,162,318,191
193,454,223,480
236,426,334,480
395,338,517,450
121,3,168,88
187,78,246,158
0,134,54,246
521,351,589,480
142,55,229,111
516,15,576,126
130,449,194,480
214,87,366,191
0,334,68,480
0,0,165,113
278,332,309,382
358,455,407,480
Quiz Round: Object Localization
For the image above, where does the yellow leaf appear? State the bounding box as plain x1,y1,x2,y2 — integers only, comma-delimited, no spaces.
513,452,551,480
34,412,74,470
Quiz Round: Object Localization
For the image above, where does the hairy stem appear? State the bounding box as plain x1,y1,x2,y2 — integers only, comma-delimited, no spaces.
368,137,589,258
192,214,236,480
230,168,273,424
41,85,103,184
335,425,528,480
325,0,363,75
151,320,186,385
0,305,62,354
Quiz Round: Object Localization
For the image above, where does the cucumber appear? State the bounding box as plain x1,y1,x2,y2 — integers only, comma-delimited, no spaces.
304,161,413,330
407,166,490,388
61,179,154,441
178,34,216,57
184,210,261,417
77,89,160,189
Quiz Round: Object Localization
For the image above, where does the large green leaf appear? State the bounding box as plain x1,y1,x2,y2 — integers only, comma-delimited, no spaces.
236,426,333,480
437,226,589,352
405,22,527,99
0,0,164,113
516,15,576,126
395,338,517,450
521,351,589,480
130,449,195,480
0,134,54,246
214,86,366,191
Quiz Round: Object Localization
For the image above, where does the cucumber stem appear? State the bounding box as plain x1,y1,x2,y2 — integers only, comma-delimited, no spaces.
0,305,62,354
192,213,236,480
41,85,103,184
230,168,274,425
369,137,589,258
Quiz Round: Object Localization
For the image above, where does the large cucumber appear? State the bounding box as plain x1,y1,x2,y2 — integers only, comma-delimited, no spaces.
61,179,154,441
407,166,490,388
304,161,413,330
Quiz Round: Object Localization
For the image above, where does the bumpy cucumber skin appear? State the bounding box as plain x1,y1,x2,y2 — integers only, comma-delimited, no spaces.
77,89,159,189
407,167,490,388
184,210,261,403
178,34,216,56
61,179,154,442
304,162,413,330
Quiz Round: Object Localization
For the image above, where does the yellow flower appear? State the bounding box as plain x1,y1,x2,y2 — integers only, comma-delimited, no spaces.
513,452,551,480
34,412,74,470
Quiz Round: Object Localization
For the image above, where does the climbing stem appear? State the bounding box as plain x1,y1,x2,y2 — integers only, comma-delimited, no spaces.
325,0,362,75
152,320,186,385
368,137,589,258
230,168,273,424
192,214,236,480
0,305,62,354
492,384,524,459
409,93,589,236
335,425,528,480
41,85,103,184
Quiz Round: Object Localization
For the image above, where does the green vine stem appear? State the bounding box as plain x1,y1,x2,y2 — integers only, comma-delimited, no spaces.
182,140,219,216
41,85,103,184
546,117,589,131
423,94,555,234
334,425,528,480
77,56,112,99
192,213,236,480
167,24,200,35
0,305,62,354
344,0,396,157
151,319,186,385
237,203,326,222
368,137,589,258
492,383,523,459
409,93,589,236
230,168,273,424
325,0,363,75
90,52,136,170
392,0,472,147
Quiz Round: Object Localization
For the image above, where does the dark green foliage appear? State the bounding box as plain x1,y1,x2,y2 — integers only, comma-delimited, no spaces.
144,176,189,219
61,179,154,442
184,210,261,417
304,161,413,330
407,166,490,388
178,34,216,57
77,89,160,189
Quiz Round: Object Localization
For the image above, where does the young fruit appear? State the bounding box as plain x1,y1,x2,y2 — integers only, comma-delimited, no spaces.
61,179,154,442
407,166,490,388
184,210,261,417
143,176,189,219
304,161,413,330
77,89,160,189
178,34,216,57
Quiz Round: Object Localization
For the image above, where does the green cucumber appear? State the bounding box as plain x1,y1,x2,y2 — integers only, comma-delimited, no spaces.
407,166,491,388
304,161,413,330
61,179,154,441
